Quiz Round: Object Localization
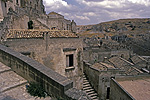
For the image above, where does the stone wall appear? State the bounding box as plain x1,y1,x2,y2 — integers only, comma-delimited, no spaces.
0,44,90,100
111,49,131,60
0,0,7,20
83,60,125,100
83,46,131,63
3,34,83,89
0,44,72,99
12,15,29,29
83,61,99,92
83,47,111,63
110,78,135,100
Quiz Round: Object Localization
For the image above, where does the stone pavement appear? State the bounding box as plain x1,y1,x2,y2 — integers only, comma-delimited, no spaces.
0,62,52,100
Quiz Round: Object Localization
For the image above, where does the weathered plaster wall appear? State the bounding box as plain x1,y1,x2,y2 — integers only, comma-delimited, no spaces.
12,15,29,29
4,36,83,89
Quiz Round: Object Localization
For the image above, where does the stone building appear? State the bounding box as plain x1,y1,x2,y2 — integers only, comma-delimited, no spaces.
46,12,76,32
0,0,77,38
0,0,44,22
3,30,83,89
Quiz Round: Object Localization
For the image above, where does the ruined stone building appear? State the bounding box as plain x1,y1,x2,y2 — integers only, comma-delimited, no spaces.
0,0,76,39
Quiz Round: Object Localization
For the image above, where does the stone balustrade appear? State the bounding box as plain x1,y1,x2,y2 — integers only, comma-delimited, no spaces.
6,29,78,39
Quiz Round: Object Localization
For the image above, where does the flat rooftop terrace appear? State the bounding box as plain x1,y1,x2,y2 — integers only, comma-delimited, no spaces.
117,77,150,100
0,62,51,100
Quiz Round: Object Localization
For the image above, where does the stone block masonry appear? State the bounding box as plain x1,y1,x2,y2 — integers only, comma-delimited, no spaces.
0,44,89,100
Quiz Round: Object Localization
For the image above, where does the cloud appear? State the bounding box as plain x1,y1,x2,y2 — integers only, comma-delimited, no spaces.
128,0,150,6
75,15,90,20
44,0,68,7
43,0,150,25
76,0,150,8
43,0,71,12
83,12,97,16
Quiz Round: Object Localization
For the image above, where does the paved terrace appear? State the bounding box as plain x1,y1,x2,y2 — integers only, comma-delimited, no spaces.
0,62,51,100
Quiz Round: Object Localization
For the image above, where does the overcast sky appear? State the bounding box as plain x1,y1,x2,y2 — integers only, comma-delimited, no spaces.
43,0,150,25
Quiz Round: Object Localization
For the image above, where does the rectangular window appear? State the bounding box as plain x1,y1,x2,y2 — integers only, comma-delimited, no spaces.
5,3,7,7
16,0,18,4
66,54,73,67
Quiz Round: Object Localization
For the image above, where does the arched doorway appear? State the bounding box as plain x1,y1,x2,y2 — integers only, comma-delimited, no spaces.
28,20,33,29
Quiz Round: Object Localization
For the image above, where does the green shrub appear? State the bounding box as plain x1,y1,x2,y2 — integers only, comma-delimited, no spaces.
26,82,47,98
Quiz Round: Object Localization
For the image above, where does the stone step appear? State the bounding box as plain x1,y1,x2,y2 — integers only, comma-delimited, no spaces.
83,84,90,88
83,79,88,82
83,86,92,90
83,77,87,80
91,96,99,100
82,73,99,100
87,91,95,95
88,93,98,97
85,88,94,92
83,81,90,85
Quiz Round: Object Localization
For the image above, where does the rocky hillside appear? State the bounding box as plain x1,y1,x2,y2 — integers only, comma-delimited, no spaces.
77,18,150,37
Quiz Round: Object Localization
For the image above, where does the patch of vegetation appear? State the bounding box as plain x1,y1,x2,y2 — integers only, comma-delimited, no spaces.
26,82,47,98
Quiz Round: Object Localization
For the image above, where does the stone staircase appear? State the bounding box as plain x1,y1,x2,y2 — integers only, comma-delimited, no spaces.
83,73,99,100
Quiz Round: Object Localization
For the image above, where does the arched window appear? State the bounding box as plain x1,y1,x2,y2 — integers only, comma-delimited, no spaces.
8,7,13,12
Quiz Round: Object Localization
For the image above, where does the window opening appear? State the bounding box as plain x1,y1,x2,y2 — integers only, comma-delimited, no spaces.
66,54,73,67
106,87,110,99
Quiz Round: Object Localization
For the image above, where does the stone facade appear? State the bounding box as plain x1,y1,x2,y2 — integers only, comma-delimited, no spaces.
4,32,83,89
0,0,77,39
46,12,76,32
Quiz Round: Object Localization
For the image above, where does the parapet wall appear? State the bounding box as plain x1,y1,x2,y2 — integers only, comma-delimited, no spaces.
0,44,88,100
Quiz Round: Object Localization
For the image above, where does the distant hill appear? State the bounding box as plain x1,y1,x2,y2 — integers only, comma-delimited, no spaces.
77,18,150,37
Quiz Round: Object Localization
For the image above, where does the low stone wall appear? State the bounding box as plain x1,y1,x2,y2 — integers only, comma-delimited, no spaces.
0,44,88,100
110,78,135,100
83,61,100,92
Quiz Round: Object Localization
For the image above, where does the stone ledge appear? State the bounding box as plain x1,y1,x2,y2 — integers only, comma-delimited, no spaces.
63,48,76,52
65,66,75,71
